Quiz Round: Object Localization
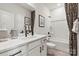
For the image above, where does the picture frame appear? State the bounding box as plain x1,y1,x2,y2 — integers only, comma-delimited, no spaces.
39,15,45,27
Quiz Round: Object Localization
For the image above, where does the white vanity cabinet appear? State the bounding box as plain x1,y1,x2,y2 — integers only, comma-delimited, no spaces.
0,35,47,56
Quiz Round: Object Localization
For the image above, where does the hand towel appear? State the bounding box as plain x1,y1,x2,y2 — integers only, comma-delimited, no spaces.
72,19,79,33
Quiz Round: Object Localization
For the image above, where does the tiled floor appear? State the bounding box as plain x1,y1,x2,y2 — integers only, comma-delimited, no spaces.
47,48,70,56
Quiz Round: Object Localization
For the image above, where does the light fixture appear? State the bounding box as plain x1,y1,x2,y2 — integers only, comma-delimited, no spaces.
57,3,61,7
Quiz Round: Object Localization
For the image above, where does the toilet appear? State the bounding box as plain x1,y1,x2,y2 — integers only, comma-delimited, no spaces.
47,37,56,55
47,33,56,49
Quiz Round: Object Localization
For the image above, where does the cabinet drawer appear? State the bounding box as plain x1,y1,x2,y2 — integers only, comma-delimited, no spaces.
0,45,27,56
28,40,41,50
0,47,22,56
41,44,47,56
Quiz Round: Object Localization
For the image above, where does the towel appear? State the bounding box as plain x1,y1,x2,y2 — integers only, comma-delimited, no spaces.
72,19,79,33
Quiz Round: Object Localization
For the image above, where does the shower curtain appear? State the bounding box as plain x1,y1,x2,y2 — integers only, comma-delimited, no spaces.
65,3,78,56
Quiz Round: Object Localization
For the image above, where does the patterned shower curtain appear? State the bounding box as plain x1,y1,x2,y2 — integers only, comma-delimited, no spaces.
65,3,78,56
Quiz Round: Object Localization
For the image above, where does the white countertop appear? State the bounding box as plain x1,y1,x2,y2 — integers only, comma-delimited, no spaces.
0,34,47,53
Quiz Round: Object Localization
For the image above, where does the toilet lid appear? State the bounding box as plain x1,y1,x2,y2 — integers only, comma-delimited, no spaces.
47,42,56,47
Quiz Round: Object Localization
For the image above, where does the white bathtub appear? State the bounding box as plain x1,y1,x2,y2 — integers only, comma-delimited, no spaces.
49,37,69,53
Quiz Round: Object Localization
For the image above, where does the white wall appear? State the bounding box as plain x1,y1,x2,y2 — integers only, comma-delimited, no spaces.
0,3,31,33
33,4,69,44
49,6,69,44
34,7,50,35
51,7,66,21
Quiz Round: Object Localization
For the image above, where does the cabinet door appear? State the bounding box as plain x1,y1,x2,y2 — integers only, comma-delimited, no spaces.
41,38,47,56
41,43,47,56
0,45,27,56
28,45,41,56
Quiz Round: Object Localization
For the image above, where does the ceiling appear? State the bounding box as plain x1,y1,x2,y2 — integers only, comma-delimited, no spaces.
33,3,64,11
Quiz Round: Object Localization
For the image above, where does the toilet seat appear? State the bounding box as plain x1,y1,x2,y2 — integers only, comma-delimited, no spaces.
47,42,56,48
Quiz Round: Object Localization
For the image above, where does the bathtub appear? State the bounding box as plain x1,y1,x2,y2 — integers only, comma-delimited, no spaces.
49,37,69,53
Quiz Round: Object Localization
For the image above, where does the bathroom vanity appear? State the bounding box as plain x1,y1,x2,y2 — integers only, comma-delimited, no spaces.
0,34,47,56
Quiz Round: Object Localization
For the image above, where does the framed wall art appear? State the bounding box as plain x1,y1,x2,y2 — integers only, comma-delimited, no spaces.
39,15,45,27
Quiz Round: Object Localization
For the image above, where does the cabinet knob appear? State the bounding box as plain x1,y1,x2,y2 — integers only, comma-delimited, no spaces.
40,47,42,53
